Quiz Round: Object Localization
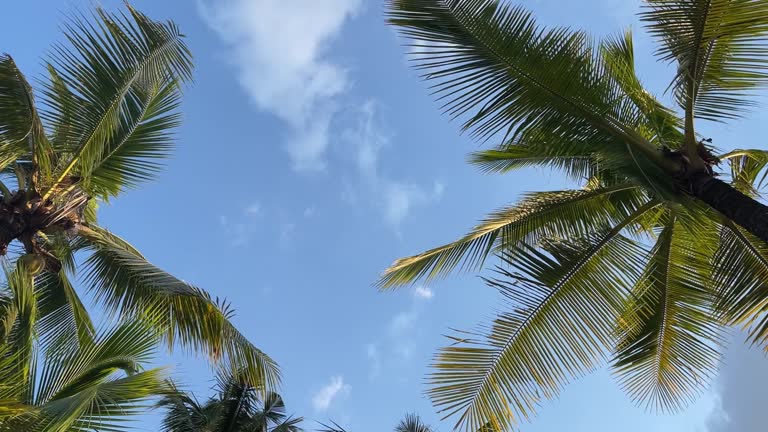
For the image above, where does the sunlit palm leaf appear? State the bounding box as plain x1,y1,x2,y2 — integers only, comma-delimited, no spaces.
387,0,670,179
720,149,768,196
3,321,169,431
429,202,656,431
642,0,768,122
599,30,683,146
0,55,53,184
43,4,192,199
79,225,280,391
378,183,646,288
613,209,723,412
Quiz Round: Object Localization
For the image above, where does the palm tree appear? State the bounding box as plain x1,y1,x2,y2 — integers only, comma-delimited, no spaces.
381,0,768,430
159,368,302,432
0,5,277,388
0,262,170,431
318,413,433,432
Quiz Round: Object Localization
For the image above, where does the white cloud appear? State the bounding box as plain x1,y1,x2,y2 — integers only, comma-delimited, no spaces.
304,206,316,218
389,310,418,334
343,101,444,228
200,0,362,171
245,203,261,216
706,336,768,431
366,343,381,378
414,286,434,300
312,376,350,412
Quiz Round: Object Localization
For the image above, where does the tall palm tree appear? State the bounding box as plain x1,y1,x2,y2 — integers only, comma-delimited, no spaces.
381,0,768,430
0,5,277,388
159,368,302,432
0,263,170,431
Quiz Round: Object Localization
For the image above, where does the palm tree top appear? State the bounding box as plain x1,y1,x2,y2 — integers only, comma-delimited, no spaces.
382,0,768,431
0,1,279,404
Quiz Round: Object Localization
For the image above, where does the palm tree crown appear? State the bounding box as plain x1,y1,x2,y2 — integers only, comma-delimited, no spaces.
0,3,277,395
159,368,302,432
382,0,768,430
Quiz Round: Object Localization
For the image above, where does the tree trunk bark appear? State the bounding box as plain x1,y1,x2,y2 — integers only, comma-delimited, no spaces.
690,171,768,242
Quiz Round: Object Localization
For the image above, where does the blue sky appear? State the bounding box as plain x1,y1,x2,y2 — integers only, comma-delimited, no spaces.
3,0,768,431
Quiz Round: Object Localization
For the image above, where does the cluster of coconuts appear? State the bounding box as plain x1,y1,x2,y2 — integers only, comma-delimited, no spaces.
18,253,46,275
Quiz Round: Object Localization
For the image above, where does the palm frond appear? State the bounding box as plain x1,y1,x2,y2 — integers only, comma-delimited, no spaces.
396,413,433,432
720,148,768,196
642,0,768,122
35,270,95,349
42,4,192,199
378,183,646,288
388,0,672,175
428,201,657,431
0,55,53,184
612,210,723,412
600,30,683,146
79,225,281,391
6,321,169,431
713,220,768,348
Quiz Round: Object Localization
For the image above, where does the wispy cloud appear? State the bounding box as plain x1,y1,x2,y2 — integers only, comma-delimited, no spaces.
312,376,350,412
366,343,381,378
200,0,362,171
343,101,444,228
706,337,768,431
414,286,434,300
219,202,262,246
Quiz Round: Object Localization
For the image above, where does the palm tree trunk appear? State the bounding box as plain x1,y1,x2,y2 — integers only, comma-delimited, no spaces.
691,172,768,242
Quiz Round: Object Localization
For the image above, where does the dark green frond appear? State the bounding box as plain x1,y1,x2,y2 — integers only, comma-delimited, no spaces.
713,221,768,347
396,413,433,432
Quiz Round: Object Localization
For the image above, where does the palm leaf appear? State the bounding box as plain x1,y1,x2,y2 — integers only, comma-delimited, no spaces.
378,183,646,288
388,0,671,173
396,413,433,432
0,55,53,185
78,225,280,391
428,201,657,431
642,0,768,122
720,148,768,196
43,4,192,199
713,220,768,347
612,209,723,412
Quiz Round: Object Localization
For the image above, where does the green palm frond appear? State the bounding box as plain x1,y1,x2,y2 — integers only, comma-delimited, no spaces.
613,210,723,412
642,0,768,122
0,55,53,184
2,321,170,431
317,420,348,432
429,202,656,431
42,4,192,199
387,0,672,174
599,30,683,145
79,225,280,391
35,270,95,348
378,183,646,288
468,131,599,180
720,149,768,196
713,221,768,346
395,413,433,432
